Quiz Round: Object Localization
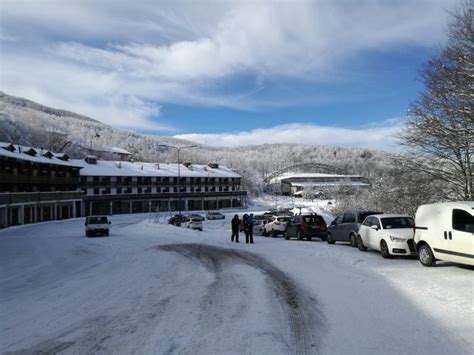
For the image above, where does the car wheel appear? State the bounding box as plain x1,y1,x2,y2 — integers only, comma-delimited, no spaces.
272,230,277,238
284,231,290,240
380,240,392,259
357,235,367,251
350,233,358,248
86,231,90,238
307,236,312,241
327,232,336,244
106,231,109,237
418,244,436,267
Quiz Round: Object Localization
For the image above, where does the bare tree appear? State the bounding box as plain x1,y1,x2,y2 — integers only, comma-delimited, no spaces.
398,3,473,200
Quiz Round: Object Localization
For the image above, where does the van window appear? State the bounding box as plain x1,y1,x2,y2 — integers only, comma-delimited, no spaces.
452,209,474,233
343,213,356,223
334,214,344,225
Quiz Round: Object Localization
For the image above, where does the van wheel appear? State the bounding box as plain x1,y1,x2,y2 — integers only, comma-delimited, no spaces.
418,244,436,267
380,240,392,259
357,235,367,251
327,233,335,244
350,233,358,247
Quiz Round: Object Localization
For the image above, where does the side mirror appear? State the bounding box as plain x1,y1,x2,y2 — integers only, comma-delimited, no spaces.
371,225,379,231
85,222,88,226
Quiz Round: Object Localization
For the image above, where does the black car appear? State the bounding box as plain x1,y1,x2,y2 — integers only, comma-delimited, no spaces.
168,214,186,226
327,210,383,246
284,214,328,241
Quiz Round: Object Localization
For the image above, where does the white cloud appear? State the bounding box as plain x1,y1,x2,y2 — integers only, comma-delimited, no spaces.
0,0,458,130
174,121,404,151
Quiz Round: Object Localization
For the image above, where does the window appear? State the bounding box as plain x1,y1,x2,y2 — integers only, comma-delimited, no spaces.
303,216,325,225
343,213,356,223
334,214,344,225
381,217,413,229
452,209,474,233
93,188,99,195
363,216,376,227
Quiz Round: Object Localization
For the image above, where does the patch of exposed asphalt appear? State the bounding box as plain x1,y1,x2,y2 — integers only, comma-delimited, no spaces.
158,243,327,355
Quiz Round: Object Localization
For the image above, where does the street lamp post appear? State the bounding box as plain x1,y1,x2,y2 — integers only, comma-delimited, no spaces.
158,144,196,217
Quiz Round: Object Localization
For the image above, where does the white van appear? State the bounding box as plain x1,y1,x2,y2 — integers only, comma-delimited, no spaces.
414,202,473,267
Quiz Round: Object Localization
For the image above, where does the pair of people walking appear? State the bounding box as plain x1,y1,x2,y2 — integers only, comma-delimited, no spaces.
231,213,254,244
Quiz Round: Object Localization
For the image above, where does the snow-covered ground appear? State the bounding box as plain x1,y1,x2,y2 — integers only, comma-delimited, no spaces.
1,210,472,354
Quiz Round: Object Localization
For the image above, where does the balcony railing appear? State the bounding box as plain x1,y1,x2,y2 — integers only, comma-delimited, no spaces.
0,191,85,205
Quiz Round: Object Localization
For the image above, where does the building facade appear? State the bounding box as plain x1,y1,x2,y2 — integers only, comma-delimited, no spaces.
0,142,247,228
0,144,84,227
73,158,246,216
271,173,372,197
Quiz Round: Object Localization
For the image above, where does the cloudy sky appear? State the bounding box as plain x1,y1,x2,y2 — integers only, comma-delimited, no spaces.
0,0,459,150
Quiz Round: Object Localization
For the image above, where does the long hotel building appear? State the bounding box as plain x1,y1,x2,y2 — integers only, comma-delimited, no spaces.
0,142,246,228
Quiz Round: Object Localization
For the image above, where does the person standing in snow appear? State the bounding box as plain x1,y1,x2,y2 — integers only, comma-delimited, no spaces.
231,214,240,243
242,214,249,243
247,213,254,244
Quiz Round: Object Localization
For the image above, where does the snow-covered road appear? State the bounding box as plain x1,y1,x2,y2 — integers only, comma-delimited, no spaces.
1,214,472,354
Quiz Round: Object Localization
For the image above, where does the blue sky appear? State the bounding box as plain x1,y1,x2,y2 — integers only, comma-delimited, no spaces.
0,0,459,150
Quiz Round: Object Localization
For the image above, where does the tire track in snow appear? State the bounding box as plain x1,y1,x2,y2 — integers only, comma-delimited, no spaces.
158,243,326,354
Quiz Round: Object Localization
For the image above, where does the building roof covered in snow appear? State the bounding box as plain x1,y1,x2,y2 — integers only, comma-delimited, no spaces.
0,143,82,168
71,159,241,178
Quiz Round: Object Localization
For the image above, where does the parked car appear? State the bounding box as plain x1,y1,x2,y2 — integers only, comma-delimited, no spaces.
188,213,205,222
206,212,225,220
85,215,111,237
263,216,292,237
168,214,186,226
357,214,416,258
328,210,383,246
253,219,266,235
414,202,474,267
284,214,328,241
181,217,203,231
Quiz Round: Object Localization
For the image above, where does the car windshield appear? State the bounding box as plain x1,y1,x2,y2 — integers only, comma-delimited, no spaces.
381,217,414,229
88,217,108,224
303,216,325,225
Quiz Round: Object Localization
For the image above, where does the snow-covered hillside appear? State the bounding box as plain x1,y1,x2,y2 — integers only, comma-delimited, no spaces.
1,212,472,354
0,91,393,194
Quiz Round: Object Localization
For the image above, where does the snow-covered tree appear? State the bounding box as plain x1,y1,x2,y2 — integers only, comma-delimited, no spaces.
398,3,473,200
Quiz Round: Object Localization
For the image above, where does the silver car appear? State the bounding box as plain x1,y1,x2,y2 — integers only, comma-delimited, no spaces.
327,210,382,246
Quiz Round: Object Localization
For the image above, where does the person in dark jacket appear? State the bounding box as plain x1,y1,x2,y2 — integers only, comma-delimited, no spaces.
231,214,240,242
242,214,249,243
247,213,254,244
